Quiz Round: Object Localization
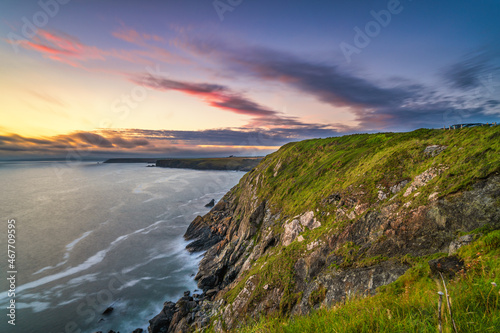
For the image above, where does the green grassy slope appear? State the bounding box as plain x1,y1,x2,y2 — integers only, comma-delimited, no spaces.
243,126,499,216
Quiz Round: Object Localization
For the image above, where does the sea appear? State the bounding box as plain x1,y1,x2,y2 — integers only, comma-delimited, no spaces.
0,161,245,333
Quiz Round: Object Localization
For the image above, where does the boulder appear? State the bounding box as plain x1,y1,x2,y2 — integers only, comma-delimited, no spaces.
148,302,176,333
205,199,215,208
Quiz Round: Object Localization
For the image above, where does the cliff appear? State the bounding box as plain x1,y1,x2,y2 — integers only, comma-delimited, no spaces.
148,127,500,332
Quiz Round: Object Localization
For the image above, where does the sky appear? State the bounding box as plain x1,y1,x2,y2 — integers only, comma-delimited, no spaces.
1,0,499,160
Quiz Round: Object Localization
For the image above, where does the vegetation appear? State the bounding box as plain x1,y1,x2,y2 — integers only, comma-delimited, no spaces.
238,230,500,332
202,126,500,332
241,126,499,216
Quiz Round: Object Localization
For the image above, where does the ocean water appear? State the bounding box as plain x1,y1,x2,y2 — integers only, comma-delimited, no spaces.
0,161,244,333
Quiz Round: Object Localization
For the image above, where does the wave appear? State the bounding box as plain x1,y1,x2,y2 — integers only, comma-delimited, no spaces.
1,220,173,298
33,230,94,275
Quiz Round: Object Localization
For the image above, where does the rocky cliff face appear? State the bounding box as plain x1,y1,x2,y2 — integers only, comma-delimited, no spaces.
148,127,500,333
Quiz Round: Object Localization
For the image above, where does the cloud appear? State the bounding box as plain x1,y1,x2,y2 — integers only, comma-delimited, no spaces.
132,74,341,131
9,28,186,68
112,25,165,45
71,132,114,148
442,50,500,90
134,75,277,117
183,39,416,109
10,29,105,68
179,37,500,130
0,125,341,160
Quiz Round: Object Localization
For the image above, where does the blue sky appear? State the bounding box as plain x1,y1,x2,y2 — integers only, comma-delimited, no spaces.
1,0,499,159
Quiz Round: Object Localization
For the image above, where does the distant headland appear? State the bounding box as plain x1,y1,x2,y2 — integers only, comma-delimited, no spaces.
103,157,263,171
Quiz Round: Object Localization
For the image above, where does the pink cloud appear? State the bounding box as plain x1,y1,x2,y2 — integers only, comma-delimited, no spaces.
15,30,106,66
9,28,185,69
112,26,165,45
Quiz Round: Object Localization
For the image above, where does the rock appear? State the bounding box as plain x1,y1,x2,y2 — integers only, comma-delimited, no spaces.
378,190,387,200
282,219,303,246
132,329,143,333
424,145,447,156
148,301,176,333
449,234,475,255
404,167,445,197
102,307,113,315
323,193,342,205
428,192,439,201
205,199,215,208
299,211,321,229
390,180,409,194
205,289,218,298
183,291,191,297
429,256,465,279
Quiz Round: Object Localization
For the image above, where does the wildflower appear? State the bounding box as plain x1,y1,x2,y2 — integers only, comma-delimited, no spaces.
492,282,497,287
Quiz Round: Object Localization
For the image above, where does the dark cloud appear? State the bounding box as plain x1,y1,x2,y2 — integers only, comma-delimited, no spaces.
0,126,342,160
110,136,149,148
72,132,114,148
180,38,500,130
442,50,499,90
185,40,417,109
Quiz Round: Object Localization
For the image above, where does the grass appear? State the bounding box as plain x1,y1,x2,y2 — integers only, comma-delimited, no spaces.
239,126,500,217
234,230,500,332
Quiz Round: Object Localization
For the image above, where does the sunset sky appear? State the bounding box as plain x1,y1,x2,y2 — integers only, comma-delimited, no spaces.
1,0,499,160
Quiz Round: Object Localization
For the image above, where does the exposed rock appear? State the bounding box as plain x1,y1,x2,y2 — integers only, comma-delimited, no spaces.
299,211,321,230
428,192,439,201
282,219,303,246
148,302,176,333
133,329,144,333
404,167,446,197
429,256,465,279
424,145,447,156
294,260,409,315
222,277,256,329
449,234,476,255
205,199,215,208
390,180,409,194
378,190,387,200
